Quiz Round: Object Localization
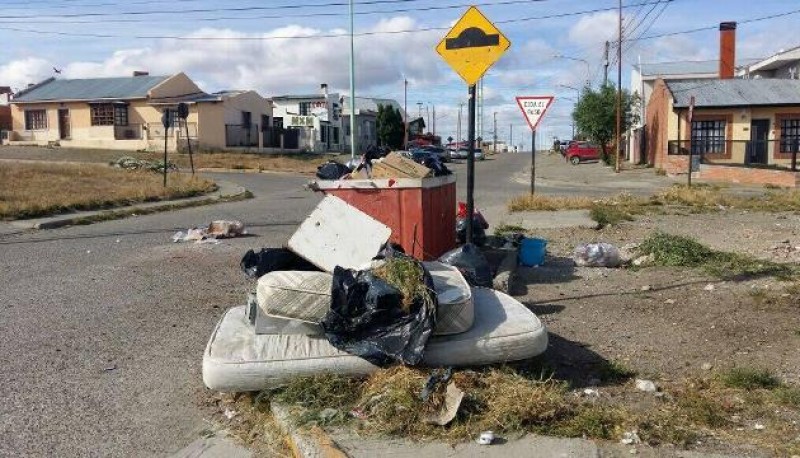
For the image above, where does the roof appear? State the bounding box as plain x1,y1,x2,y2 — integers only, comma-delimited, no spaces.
745,45,800,72
637,58,761,78
13,75,170,103
149,92,222,105
667,78,800,108
341,96,402,115
271,94,327,101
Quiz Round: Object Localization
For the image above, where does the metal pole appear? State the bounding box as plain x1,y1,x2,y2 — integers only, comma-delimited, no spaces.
604,41,610,86
466,84,477,245
185,119,194,175
163,123,168,187
493,112,497,154
457,103,462,147
531,129,536,194
615,0,622,173
509,124,513,151
403,78,408,148
348,0,356,160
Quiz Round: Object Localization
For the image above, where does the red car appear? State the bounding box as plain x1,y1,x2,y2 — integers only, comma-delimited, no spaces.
565,141,601,165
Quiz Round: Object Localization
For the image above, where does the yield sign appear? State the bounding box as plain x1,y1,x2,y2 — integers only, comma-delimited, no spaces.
515,96,555,131
436,6,511,86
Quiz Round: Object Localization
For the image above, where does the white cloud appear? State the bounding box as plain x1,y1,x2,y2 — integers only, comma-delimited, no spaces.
568,12,618,51
2,17,444,97
0,57,53,91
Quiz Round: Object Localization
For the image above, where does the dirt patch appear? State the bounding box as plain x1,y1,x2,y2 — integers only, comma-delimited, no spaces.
0,161,216,220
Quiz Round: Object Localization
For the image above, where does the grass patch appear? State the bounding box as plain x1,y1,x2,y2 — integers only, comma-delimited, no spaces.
595,360,637,383
0,162,216,220
273,373,363,411
638,232,797,280
494,223,528,236
184,151,330,174
774,387,800,406
508,194,595,212
720,368,781,390
590,205,634,228
372,257,434,312
550,405,627,439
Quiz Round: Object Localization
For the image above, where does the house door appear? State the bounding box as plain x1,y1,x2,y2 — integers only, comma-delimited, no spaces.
749,119,770,164
58,109,70,140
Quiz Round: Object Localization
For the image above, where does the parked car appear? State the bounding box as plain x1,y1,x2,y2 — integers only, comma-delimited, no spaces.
403,148,434,165
421,145,450,163
565,142,600,165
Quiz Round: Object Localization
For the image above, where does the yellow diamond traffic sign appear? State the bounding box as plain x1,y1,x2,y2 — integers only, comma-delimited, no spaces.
436,6,511,86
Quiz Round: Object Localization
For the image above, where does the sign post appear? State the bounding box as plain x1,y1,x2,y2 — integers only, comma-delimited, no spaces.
437,6,510,244
687,95,695,188
515,96,554,195
176,102,194,176
161,109,172,187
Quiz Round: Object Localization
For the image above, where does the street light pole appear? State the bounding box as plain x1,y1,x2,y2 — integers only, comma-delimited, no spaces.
615,0,622,173
493,112,497,154
348,0,356,160
403,78,408,148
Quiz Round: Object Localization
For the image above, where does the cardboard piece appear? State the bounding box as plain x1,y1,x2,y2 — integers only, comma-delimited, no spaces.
424,382,465,426
371,152,432,179
287,195,392,273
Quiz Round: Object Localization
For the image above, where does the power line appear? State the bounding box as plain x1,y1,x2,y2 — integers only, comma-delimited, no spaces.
634,7,800,42
0,0,553,24
0,1,668,40
623,0,670,54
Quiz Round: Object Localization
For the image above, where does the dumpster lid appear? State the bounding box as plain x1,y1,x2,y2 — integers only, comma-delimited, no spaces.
313,174,456,190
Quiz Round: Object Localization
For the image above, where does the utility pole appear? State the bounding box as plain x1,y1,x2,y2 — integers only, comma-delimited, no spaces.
493,112,497,154
425,104,430,133
432,105,436,136
403,79,408,148
457,102,463,147
615,0,623,173
509,124,513,152
604,41,610,86
417,102,423,118
348,0,356,160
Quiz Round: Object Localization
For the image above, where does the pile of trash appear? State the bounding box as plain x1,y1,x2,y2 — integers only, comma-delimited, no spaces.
202,194,549,398
315,151,451,181
111,156,178,173
172,220,246,243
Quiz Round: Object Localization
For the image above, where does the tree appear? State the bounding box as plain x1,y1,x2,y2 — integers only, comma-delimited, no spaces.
572,84,639,164
377,104,405,150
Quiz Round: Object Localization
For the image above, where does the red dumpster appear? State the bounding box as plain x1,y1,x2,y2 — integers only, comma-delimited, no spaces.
315,175,456,260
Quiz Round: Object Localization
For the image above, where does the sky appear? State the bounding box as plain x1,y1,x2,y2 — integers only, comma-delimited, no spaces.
1,0,799,146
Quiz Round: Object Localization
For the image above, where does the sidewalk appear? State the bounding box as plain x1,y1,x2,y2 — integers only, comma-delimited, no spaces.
1,180,247,234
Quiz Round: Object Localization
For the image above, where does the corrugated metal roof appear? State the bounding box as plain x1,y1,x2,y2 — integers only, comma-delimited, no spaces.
667,79,800,108
637,58,761,77
13,75,169,102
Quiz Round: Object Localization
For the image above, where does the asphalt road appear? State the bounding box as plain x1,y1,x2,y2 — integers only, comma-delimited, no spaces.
0,152,674,457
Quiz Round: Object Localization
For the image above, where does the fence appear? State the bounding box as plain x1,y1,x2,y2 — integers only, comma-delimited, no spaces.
225,124,258,147
667,139,798,171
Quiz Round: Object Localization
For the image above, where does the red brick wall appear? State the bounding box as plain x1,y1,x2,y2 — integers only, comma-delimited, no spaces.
665,155,689,175
0,106,11,131
697,165,800,188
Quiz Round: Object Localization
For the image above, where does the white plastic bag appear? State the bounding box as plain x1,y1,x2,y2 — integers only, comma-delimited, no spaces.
573,243,622,267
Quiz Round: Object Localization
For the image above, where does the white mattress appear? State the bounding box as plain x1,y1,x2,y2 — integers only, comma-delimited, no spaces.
423,261,474,336
256,271,333,323
203,289,548,392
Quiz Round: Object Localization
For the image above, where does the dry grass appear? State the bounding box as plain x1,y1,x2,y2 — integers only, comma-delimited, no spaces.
508,185,800,218
372,258,435,313
0,162,216,220
171,152,331,174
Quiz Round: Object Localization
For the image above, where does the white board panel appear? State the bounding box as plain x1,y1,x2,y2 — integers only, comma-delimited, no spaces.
287,195,391,273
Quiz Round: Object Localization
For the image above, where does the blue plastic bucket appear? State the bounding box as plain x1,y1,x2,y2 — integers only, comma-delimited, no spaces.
519,237,547,266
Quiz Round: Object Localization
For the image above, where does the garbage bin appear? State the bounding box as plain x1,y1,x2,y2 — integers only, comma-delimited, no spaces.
314,175,457,260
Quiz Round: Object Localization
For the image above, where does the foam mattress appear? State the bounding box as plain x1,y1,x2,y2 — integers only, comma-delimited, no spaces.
203,288,548,392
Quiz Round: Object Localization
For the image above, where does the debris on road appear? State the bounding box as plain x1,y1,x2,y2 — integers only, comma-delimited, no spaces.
423,382,464,426
573,243,622,267
240,247,318,279
620,431,641,445
111,156,177,173
476,431,495,445
635,379,658,393
704,283,716,292
172,220,246,243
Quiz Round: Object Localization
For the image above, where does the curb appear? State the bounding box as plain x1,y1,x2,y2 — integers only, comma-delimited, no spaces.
20,183,248,230
197,168,313,176
270,403,347,458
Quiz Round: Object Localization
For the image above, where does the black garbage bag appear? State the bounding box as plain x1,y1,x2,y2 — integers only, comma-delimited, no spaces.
240,248,319,278
438,243,493,287
321,264,437,367
422,155,452,177
456,216,488,247
316,160,352,180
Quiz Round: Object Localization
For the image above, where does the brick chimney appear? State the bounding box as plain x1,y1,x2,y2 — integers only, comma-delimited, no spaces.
719,22,737,79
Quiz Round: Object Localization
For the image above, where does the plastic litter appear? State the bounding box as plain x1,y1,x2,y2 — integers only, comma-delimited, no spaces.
520,237,547,267
621,431,642,445
477,431,495,445
635,379,658,393
420,367,453,401
438,243,493,288
321,262,437,367
316,160,352,180
422,155,452,177
172,221,246,243
240,248,319,279
573,242,622,267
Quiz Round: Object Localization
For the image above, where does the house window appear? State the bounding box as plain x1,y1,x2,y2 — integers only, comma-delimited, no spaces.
320,125,327,143
780,118,800,153
91,104,115,126
24,110,47,130
299,102,311,116
691,119,726,154
273,117,283,129
114,105,128,126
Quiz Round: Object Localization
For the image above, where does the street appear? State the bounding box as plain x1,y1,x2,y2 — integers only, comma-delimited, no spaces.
0,152,673,456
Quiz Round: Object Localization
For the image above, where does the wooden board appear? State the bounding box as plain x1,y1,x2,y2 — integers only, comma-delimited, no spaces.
287,195,392,273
